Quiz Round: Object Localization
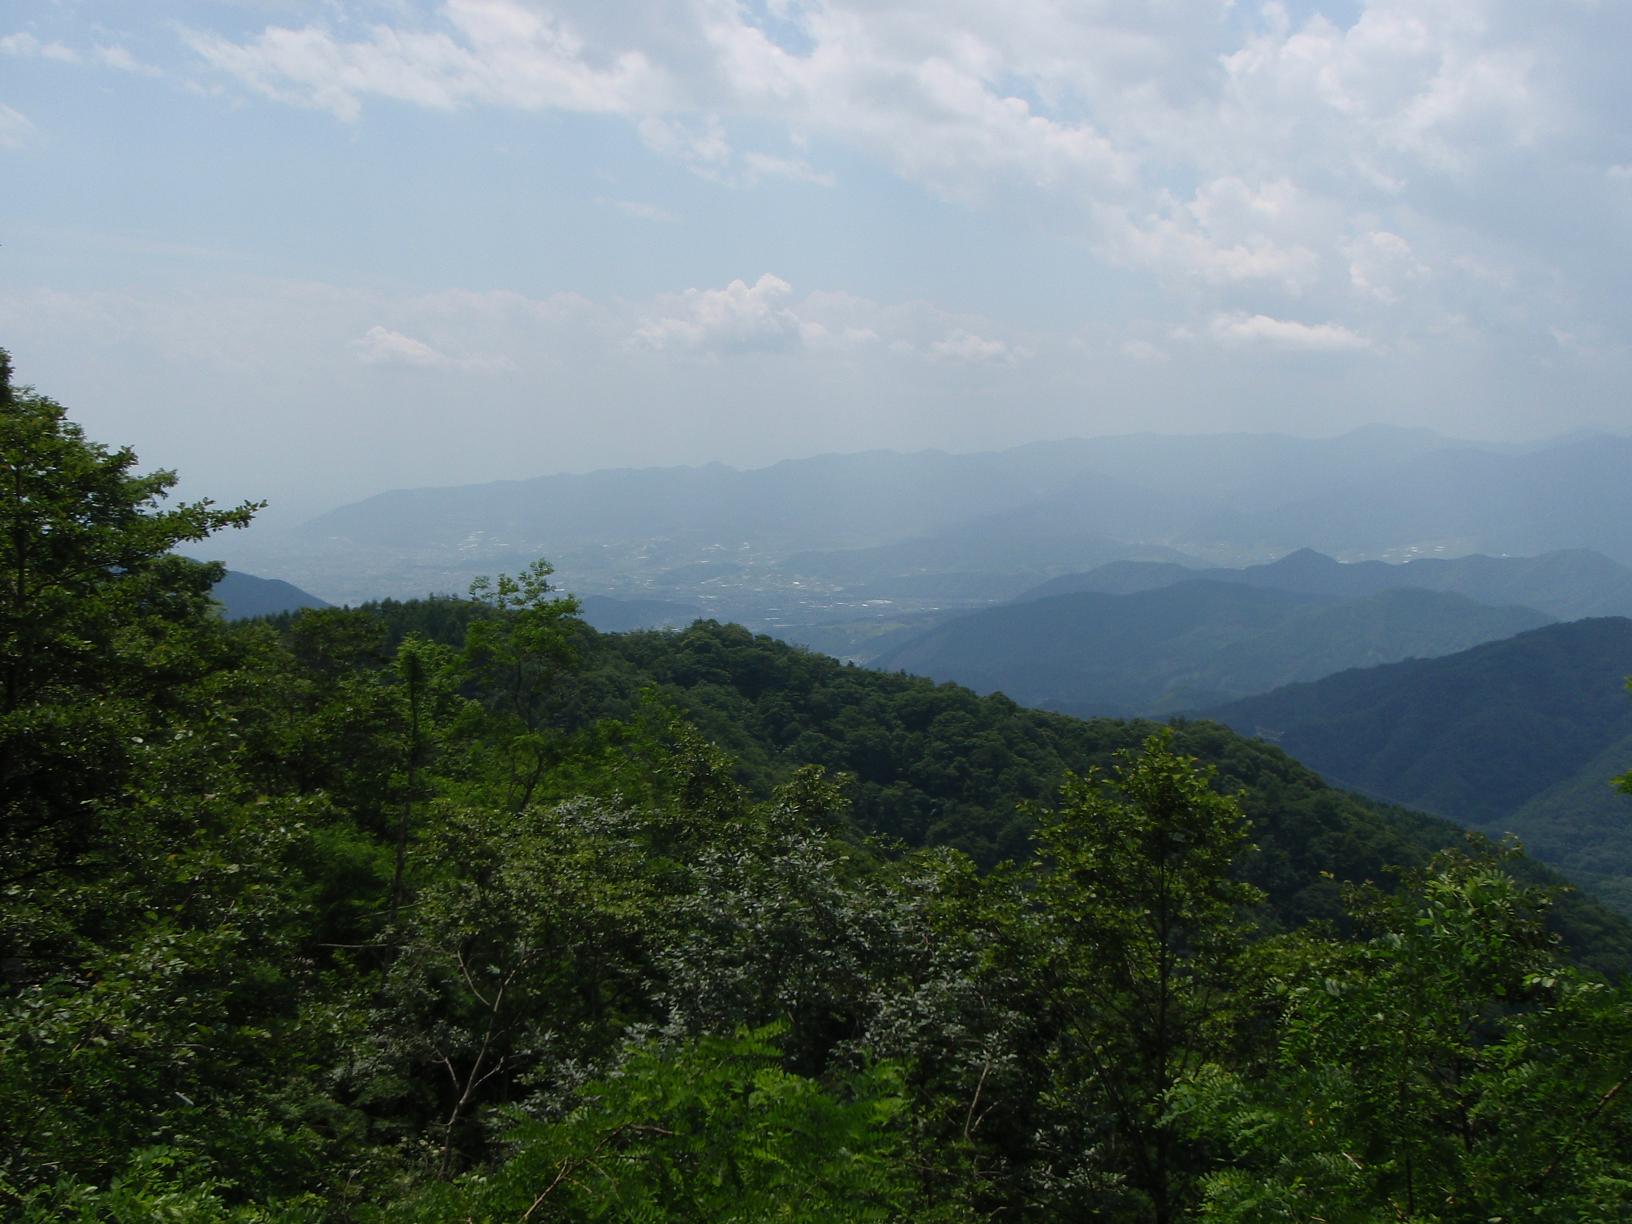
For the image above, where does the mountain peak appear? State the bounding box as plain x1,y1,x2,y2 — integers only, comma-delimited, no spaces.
1264,547,1341,572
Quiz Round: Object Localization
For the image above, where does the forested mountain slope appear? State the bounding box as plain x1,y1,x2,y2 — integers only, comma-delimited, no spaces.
10,355,1632,1220
564,618,1623,957
1208,618,1632,912
871,580,1551,716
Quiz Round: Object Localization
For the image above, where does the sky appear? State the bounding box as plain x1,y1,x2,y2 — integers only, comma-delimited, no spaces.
2,0,1631,523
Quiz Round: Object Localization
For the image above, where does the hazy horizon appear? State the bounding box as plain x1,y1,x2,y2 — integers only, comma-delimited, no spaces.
277,417,1624,528
4,1,1631,524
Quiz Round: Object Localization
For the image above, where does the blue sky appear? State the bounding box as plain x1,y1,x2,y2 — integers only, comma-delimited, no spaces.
3,0,1630,522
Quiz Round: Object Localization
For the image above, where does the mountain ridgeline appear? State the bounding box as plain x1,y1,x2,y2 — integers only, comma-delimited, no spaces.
1022,546,1632,622
873,579,1552,717
1206,618,1632,913
210,569,330,619
210,428,1632,652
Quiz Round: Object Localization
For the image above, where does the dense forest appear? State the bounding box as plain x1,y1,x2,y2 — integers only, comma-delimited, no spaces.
1208,619,1632,915
6,351,1632,1220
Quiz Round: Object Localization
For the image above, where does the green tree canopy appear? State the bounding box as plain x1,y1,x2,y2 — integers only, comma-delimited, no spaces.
1,348,260,886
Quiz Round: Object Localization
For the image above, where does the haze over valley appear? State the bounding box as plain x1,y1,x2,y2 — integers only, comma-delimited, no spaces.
209,423,1632,651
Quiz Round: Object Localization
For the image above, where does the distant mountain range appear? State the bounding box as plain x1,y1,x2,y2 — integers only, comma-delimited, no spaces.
289,425,1459,559
1022,547,1632,622
1193,437,1632,563
1205,618,1632,913
204,426,1632,653
871,580,1551,717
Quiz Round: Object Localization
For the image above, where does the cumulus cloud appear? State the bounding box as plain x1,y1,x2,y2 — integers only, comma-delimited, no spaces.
627,275,1004,361
183,1,666,122
631,273,804,354
1206,313,1373,352
351,324,514,372
14,0,1628,417
1116,176,1326,293
173,0,1627,345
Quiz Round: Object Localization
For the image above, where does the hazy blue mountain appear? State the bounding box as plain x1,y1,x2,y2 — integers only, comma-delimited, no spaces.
1008,423,1461,511
1021,548,1632,621
872,580,1550,717
1017,559,1216,601
576,595,702,633
212,425,1629,619
1192,436,1632,563
211,570,330,619
295,425,1459,557
295,447,1110,556
1205,618,1632,912
779,520,1197,599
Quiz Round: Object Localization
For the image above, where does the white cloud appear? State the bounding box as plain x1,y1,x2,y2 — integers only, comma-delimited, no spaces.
1345,229,1427,303
1217,2,1551,177
0,32,80,63
0,103,36,150
183,1,667,122
926,331,1019,364
1206,313,1372,352
1115,177,1325,294
350,324,514,372
17,0,1629,414
636,114,732,176
94,44,162,77
627,274,1009,361
742,150,833,187
2,31,157,75
631,273,804,353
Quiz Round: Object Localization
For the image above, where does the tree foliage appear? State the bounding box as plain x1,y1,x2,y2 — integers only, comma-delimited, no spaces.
4,356,1630,1220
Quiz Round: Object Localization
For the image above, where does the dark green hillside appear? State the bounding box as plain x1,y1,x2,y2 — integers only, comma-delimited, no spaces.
577,620,1626,965
1208,618,1632,911
211,569,330,619
872,580,1550,716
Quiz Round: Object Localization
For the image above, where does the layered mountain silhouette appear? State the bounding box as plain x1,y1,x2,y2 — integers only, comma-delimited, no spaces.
1022,547,1632,622
1205,618,1632,913
211,427,1632,665
871,580,1551,717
